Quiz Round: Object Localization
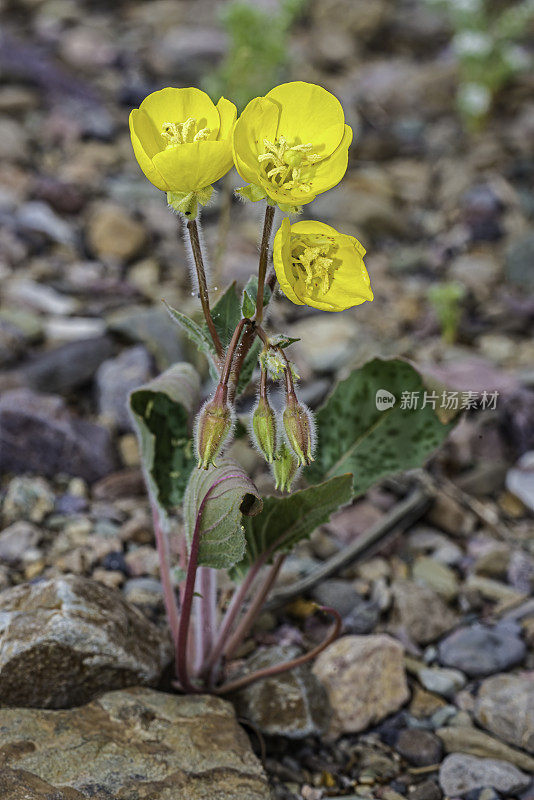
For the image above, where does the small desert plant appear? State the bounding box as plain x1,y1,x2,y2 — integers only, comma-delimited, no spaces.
428,280,467,343
128,82,453,693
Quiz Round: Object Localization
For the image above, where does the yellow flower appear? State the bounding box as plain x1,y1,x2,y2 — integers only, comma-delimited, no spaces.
273,218,373,312
232,82,352,211
129,87,236,216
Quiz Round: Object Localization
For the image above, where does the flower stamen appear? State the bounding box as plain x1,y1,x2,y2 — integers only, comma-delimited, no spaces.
258,136,320,193
291,234,337,293
161,118,210,149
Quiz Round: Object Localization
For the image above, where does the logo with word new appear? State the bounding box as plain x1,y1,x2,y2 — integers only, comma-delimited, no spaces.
376,389,396,411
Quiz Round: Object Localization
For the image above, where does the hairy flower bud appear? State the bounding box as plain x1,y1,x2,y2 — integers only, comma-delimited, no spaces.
251,395,277,463
282,398,315,467
196,385,233,469
272,442,299,493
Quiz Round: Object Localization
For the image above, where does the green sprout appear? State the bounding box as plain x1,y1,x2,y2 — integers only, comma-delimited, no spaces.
425,0,533,130
203,0,308,112
428,281,467,344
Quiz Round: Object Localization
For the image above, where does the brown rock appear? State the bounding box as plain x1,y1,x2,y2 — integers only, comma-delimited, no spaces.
86,202,147,261
0,576,171,708
427,493,476,537
474,674,534,754
0,521,41,564
437,726,534,772
396,729,443,767
234,645,331,738
0,687,270,799
313,634,409,736
0,769,86,800
391,580,458,644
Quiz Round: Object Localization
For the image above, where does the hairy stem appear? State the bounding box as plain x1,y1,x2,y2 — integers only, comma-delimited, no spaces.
187,219,223,361
228,324,257,396
255,204,275,325
215,606,342,695
223,554,286,662
220,317,252,388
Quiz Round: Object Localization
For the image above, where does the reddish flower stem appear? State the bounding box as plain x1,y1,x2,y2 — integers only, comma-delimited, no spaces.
255,204,275,325
204,522,306,683
220,317,252,388
222,553,286,663
193,566,217,676
150,501,180,658
215,605,342,695
176,474,242,692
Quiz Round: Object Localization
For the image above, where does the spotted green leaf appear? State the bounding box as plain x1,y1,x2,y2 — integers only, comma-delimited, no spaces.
231,474,353,578
306,357,454,496
130,363,200,510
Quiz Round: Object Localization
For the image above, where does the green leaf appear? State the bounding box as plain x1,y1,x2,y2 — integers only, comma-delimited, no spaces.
241,275,271,319
163,300,219,379
242,288,256,319
183,457,263,570
205,282,242,348
130,363,200,510
307,357,454,496
269,333,300,349
232,474,353,578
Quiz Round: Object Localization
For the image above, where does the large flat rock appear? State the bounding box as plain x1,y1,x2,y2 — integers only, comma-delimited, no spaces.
0,575,171,708
0,687,270,800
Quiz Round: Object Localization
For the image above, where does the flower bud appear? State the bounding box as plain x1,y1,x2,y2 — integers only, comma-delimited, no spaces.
251,395,277,463
260,349,286,381
283,399,315,467
196,385,233,469
272,442,299,493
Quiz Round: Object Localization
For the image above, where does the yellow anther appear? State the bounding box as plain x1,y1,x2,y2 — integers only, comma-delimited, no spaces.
291,234,336,293
161,118,211,149
258,136,319,193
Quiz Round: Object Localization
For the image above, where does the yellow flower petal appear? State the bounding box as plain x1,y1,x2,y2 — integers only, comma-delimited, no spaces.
327,238,373,305
266,82,345,158
273,218,373,312
140,87,220,140
153,139,233,193
129,110,169,191
273,217,304,306
130,108,163,158
216,97,237,141
233,97,279,188
233,96,280,183
306,125,353,196
290,220,338,237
